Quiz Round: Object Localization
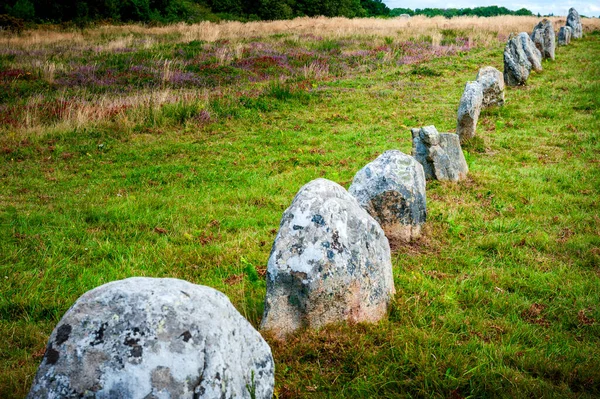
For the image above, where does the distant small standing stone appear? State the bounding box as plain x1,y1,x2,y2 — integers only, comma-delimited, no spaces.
558,26,572,46
531,19,556,60
349,150,427,243
261,178,394,339
456,81,483,142
567,8,583,39
476,66,505,107
28,278,275,399
411,126,469,182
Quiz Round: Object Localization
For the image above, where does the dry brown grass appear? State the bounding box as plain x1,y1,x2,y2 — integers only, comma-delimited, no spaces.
3,16,600,49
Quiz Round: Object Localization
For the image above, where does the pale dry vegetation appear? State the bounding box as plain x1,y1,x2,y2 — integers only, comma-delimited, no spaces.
4,16,600,49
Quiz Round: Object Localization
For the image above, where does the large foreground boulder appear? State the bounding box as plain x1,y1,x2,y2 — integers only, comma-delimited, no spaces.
531,19,555,60
476,66,505,107
261,178,394,339
567,8,583,39
411,126,468,182
349,150,426,243
456,81,483,142
28,278,275,399
558,26,572,46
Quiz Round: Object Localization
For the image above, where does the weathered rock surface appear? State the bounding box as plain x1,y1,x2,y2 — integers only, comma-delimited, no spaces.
28,278,275,399
558,26,572,46
411,126,468,182
567,8,583,39
531,19,556,60
504,33,541,86
518,32,543,72
261,178,394,339
349,150,426,243
476,66,505,107
456,81,483,142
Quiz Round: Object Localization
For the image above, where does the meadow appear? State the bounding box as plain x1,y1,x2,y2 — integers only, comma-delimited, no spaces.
1,15,600,398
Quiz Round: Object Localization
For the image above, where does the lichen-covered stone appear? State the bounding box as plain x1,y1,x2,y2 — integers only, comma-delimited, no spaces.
504,33,540,87
558,26,572,46
567,8,583,39
411,126,468,182
518,32,543,72
28,278,275,399
531,19,555,60
456,81,483,142
261,178,394,339
349,150,426,243
476,66,505,107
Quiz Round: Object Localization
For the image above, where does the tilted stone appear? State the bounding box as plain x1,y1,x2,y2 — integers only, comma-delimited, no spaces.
531,19,556,60
504,33,536,87
518,32,543,72
261,178,394,339
558,26,572,46
567,8,583,39
476,66,505,107
28,278,275,399
411,126,468,182
349,150,427,243
456,81,483,142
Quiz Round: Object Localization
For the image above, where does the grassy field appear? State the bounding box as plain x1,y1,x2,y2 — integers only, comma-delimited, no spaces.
1,16,599,398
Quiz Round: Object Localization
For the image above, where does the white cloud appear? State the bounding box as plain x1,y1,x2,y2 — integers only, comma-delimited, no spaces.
383,0,600,17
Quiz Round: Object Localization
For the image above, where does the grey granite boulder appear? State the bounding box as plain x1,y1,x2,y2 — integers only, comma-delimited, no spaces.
349,150,426,243
261,178,394,339
411,126,468,182
531,19,555,60
504,33,540,87
476,66,505,107
567,8,582,39
518,32,543,72
456,81,483,142
558,26,572,46
504,34,531,86
28,278,275,399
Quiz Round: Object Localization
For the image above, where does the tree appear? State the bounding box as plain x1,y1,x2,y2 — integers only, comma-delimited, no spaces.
360,0,389,17
9,0,35,20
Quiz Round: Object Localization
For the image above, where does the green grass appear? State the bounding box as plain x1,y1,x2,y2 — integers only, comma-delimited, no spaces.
1,34,600,398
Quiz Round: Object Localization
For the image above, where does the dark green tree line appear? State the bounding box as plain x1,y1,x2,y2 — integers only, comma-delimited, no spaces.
1,0,391,23
390,6,533,18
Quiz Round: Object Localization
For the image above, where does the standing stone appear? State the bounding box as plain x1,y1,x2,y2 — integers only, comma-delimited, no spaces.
518,32,543,72
531,19,556,60
261,178,394,339
504,33,538,87
28,278,275,399
456,81,483,142
558,26,572,46
476,66,505,107
411,126,468,182
349,150,426,243
504,34,531,86
566,8,583,39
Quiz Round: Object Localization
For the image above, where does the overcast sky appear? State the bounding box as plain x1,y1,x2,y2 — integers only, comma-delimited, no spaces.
383,0,600,17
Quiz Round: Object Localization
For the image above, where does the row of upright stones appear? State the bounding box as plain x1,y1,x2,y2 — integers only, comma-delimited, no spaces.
504,8,582,87
259,60,501,338
261,5,586,345
28,9,585,399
